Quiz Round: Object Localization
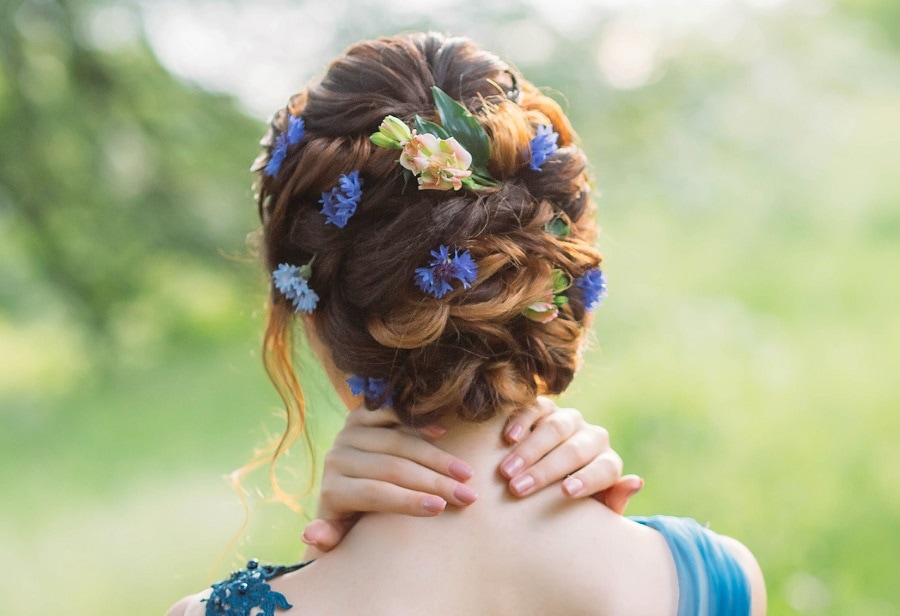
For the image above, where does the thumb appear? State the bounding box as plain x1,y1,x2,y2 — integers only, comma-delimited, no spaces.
594,475,644,515
301,515,359,553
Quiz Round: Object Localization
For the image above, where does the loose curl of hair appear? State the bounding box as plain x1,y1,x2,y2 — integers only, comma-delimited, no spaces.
251,33,602,489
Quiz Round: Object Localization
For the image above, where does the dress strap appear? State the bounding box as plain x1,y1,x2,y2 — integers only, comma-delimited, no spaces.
630,516,751,616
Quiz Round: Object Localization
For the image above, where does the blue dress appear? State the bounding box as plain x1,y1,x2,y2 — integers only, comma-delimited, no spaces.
631,515,752,616
203,515,750,616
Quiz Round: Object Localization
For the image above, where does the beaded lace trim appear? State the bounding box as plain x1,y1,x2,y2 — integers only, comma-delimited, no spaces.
204,559,310,616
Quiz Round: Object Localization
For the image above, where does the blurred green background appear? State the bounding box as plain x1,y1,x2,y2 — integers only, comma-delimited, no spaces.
1,0,898,614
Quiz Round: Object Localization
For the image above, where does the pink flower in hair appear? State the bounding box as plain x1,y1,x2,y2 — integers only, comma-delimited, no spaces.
369,88,500,191
400,132,473,191
523,269,571,324
399,132,439,173
523,295,559,323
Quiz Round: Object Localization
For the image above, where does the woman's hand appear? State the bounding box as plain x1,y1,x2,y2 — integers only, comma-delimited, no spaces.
303,407,473,557
499,396,643,513
302,398,642,557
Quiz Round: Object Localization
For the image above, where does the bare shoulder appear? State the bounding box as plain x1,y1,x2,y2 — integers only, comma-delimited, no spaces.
719,536,767,616
513,500,679,616
166,589,211,616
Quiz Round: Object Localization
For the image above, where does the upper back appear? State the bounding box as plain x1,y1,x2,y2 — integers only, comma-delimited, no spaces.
266,475,680,616
172,447,763,616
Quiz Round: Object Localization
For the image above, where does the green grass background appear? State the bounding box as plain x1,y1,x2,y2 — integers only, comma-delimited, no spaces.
1,1,899,614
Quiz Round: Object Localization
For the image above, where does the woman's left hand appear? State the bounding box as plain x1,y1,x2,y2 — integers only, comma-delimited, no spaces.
499,396,643,513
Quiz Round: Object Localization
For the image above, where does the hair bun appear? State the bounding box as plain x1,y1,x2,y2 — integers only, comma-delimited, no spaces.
258,33,602,427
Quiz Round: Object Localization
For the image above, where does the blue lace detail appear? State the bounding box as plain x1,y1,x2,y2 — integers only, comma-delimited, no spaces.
204,559,309,616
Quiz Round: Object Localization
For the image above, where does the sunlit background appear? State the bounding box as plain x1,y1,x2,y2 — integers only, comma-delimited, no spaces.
2,0,899,614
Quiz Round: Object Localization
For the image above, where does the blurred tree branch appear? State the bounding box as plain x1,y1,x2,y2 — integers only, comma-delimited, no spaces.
0,0,263,345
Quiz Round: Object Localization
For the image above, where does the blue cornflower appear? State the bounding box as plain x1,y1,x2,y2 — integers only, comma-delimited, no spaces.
265,145,287,177
347,375,393,406
576,268,607,312
289,277,319,314
286,114,305,143
529,124,559,171
320,171,363,228
414,245,478,299
272,263,300,297
265,115,306,177
272,262,319,313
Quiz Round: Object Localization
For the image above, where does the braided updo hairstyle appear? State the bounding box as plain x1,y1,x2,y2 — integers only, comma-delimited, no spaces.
254,33,602,459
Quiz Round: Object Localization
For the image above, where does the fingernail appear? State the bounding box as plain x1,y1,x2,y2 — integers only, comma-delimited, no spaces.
501,455,524,478
422,496,446,513
563,476,584,497
449,460,474,481
507,423,525,442
510,474,535,496
453,484,478,505
301,531,316,545
422,424,446,439
632,477,645,495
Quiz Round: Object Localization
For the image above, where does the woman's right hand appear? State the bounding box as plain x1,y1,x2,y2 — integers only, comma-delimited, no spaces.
302,406,474,557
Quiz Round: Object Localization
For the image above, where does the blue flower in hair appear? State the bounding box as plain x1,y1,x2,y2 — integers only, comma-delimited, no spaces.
576,268,607,312
414,245,478,299
272,264,300,293
272,261,319,313
265,115,306,177
529,124,559,171
320,171,363,228
347,375,393,406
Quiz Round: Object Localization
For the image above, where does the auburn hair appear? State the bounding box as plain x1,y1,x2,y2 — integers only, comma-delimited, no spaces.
251,33,601,474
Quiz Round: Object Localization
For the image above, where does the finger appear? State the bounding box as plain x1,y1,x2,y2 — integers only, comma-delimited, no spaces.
418,423,447,440
503,396,556,443
345,407,444,439
560,449,624,498
500,407,585,479
320,475,450,516
301,517,357,553
338,427,473,481
594,475,644,515
344,404,446,439
328,449,478,508
508,428,612,497
344,406,404,429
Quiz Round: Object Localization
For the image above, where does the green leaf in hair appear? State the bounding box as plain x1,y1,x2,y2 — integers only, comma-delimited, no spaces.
413,115,451,140
430,86,492,170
